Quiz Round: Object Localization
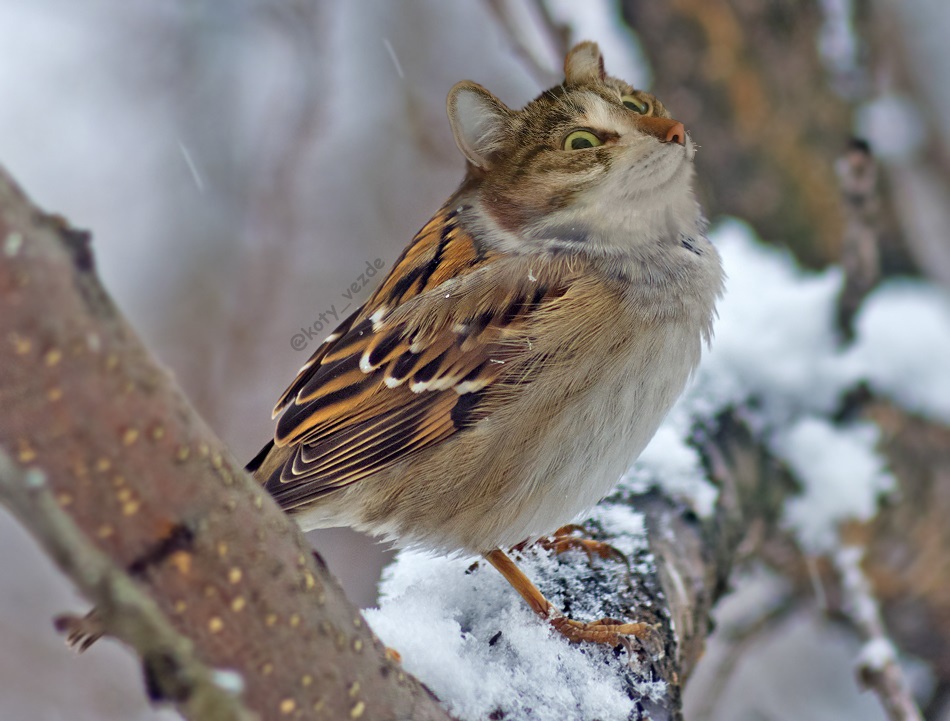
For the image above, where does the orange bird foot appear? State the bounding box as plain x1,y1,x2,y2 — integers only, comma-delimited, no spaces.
531,524,627,564
550,615,651,646
485,548,647,647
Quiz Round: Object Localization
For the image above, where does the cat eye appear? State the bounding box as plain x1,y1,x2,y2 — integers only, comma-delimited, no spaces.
621,95,650,114
563,130,603,151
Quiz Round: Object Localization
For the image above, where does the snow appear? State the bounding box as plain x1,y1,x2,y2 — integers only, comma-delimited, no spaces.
847,281,950,424
670,223,945,554
364,498,659,721
776,420,893,553
858,638,897,673
365,542,648,721
640,219,950,552
691,220,851,424
855,94,927,162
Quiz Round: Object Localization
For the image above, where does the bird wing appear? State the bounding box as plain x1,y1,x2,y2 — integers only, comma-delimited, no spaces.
251,204,573,511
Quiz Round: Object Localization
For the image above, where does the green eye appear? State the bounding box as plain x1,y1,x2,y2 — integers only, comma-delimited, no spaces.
621,95,650,114
563,130,603,151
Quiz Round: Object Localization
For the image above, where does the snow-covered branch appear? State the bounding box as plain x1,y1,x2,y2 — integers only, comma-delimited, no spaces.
361,211,950,719
834,546,924,721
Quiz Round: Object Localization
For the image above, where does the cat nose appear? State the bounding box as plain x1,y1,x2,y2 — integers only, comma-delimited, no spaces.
664,122,686,145
636,116,687,146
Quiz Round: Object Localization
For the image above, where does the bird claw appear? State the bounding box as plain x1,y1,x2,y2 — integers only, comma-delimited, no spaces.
533,524,627,564
549,614,651,646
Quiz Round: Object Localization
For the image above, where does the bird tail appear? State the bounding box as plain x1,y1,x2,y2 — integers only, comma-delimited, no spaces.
245,439,275,476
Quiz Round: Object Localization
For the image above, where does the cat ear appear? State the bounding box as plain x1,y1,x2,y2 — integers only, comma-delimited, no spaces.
564,41,606,85
447,81,512,171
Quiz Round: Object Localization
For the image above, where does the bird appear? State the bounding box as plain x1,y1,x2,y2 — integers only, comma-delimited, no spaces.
248,40,723,645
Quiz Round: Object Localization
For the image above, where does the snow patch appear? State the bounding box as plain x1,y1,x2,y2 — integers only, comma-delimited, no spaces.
857,638,897,672
848,281,950,424
775,420,894,552
364,550,643,721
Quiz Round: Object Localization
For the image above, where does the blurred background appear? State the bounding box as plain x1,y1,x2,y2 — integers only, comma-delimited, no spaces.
1,1,948,719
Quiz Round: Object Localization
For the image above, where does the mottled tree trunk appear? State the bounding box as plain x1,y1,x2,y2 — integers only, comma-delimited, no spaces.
0,167,450,721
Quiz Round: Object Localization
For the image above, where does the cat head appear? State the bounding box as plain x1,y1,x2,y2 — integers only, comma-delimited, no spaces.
447,42,699,255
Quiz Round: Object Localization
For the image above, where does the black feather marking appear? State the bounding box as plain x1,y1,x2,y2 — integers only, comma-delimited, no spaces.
310,416,450,488
302,390,434,458
246,439,275,473
459,362,486,385
420,219,454,285
274,309,362,410
529,285,548,308
680,235,701,255
314,349,363,383
272,406,451,503
469,310,495,333
413,350,447,385
367,330,403,368
302,413,430,481
320,318,373,363
387,261,427,304
501,298,524,326
389,350,421,382
451,389,487,430
471,232,490,264
298,406,416,465
276,380,366,441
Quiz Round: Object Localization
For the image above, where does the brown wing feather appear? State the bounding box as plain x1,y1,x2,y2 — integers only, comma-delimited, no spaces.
253,203,572,511
271,308,361,418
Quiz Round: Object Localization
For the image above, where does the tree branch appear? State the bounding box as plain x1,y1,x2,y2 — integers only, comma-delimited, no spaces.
833,545,924,721
0,165,450,721
0,449,257,721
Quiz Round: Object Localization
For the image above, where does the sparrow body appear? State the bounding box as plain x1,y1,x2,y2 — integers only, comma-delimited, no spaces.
249,42,722,640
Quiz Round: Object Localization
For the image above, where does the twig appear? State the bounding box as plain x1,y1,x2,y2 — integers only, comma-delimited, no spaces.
833,545,924,721
0,449,258,721
690,590,800,721
835,138,881,341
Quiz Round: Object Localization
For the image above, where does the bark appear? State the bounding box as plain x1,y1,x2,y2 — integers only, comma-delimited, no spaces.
0,166,450,721
0,449,257,721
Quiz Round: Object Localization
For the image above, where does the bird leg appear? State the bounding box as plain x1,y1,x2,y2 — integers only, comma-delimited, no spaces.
483,548,649,646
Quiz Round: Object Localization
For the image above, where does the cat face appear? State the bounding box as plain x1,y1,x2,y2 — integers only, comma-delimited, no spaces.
447,42,698,255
